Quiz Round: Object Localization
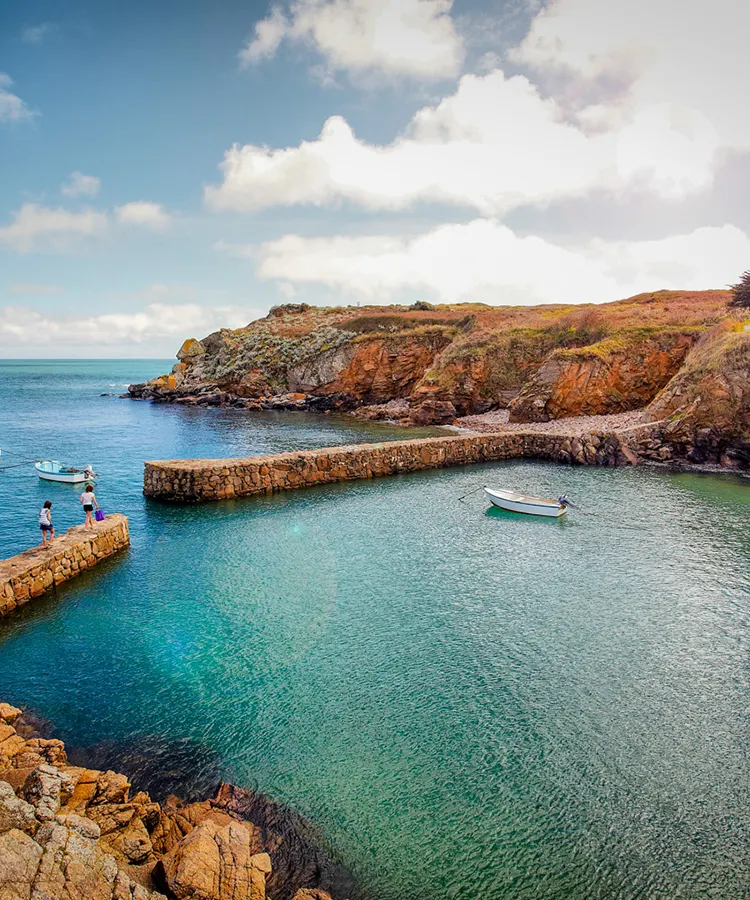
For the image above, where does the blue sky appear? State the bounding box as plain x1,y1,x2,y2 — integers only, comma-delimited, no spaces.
1,0,749,356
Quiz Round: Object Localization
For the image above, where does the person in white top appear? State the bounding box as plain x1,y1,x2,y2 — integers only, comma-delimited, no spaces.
39,500,54,546
79,483,99,528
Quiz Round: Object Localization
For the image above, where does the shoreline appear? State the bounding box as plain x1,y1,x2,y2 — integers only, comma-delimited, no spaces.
127,389,750,474
0,700,350,900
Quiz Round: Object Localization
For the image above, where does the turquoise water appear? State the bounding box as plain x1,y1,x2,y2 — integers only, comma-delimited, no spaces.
1,361,750,898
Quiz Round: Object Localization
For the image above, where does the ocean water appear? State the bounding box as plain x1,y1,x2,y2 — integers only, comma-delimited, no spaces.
1,360,750,898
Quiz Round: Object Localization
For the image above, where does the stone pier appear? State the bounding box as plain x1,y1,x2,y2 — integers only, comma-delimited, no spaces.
144,423,665,502
0,514,130,618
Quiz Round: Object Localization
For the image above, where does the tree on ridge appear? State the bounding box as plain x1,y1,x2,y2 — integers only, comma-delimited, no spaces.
729,270,750,308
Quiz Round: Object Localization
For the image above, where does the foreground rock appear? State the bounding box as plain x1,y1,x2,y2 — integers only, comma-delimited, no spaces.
0,703,337,900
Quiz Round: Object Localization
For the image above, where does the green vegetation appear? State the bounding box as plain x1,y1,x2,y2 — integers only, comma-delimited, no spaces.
552,327,702,363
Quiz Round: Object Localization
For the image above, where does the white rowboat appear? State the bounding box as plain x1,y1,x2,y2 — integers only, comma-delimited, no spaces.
485,487,567,517
35,461,95,484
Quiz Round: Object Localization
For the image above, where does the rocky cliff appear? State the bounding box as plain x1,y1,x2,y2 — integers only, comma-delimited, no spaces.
646,323,750,466
0,702,341,900
129,291,735,432
508,329,699,423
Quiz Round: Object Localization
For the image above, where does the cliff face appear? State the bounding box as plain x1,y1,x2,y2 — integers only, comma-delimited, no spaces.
288,331,451,402
508,330,698,423
647,324,750,466
129,292,733,428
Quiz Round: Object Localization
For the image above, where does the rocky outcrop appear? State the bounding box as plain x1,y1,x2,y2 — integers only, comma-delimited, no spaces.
315,333,450,404
161,820,270,900
0,703,337,900
128,293,732,433
508,330,698,423
411,328,561,415
647,325,750,466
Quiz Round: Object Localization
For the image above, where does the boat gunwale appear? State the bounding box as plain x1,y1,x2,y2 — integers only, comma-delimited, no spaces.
484,487,562,509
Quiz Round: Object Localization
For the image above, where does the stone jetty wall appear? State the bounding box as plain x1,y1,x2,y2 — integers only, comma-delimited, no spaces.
144,422,665,502
0,514,129,618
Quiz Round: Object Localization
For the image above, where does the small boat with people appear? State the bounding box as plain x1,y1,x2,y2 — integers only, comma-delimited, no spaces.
485,487,570,517
35,461,97,484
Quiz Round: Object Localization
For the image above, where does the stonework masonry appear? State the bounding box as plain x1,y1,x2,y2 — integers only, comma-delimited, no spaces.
144,423,666,503
0,514,129,618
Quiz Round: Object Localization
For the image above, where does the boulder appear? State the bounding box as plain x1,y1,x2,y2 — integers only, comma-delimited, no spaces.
0,780,36,833
22,764,74,822
32,817,120,900
161,819,271,900
0,703,22,725
177,339,206,362
0,828,43,899
409,399,456,426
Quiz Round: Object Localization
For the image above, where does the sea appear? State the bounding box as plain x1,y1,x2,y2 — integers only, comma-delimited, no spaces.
1,359,750,899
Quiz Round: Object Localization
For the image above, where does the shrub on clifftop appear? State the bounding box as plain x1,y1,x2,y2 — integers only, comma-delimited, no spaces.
729,270,750,308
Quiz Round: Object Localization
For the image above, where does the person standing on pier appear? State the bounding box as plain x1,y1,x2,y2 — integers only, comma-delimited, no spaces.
39,501,54,545
79,483,99,528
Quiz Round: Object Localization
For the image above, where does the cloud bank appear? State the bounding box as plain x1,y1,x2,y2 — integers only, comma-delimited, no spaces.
252,221,749,305
0,296,261,356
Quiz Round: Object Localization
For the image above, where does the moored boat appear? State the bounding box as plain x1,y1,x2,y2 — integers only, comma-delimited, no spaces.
35,461,96,484
485,487,568,517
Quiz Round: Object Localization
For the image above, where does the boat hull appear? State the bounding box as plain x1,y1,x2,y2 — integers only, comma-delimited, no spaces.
485,488,566,517
35,461,90,484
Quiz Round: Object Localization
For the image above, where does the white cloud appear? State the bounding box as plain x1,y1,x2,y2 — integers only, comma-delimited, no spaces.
207,71,609,213
21,23,55,44
514,0,750,153
0,299,261,356
240,0,463,81
206,64,725,215
252,220,750,305
115,202,171,230
61,171,101,198
0,73,35,123
218,1,750,216
241,6,289,63
0,204,108,253
8,283,63,296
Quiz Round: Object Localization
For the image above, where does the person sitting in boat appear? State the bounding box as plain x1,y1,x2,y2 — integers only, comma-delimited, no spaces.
83,464,97,479
79,483,99,528
39,500,54,546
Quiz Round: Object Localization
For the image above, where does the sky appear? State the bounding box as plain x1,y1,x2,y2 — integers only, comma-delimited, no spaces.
1,0,749,357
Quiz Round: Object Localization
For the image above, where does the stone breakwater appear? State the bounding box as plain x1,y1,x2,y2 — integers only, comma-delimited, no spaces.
0,701,337,900
144,422,666,503
0,515,129,618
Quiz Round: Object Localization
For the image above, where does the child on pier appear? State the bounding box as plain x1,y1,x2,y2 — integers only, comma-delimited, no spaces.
39,501,54,545
79,484,99,528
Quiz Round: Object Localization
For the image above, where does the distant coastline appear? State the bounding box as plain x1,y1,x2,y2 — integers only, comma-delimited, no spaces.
129,292,750,471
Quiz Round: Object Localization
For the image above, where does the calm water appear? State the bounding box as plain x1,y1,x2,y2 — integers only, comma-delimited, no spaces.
1,360,750,899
